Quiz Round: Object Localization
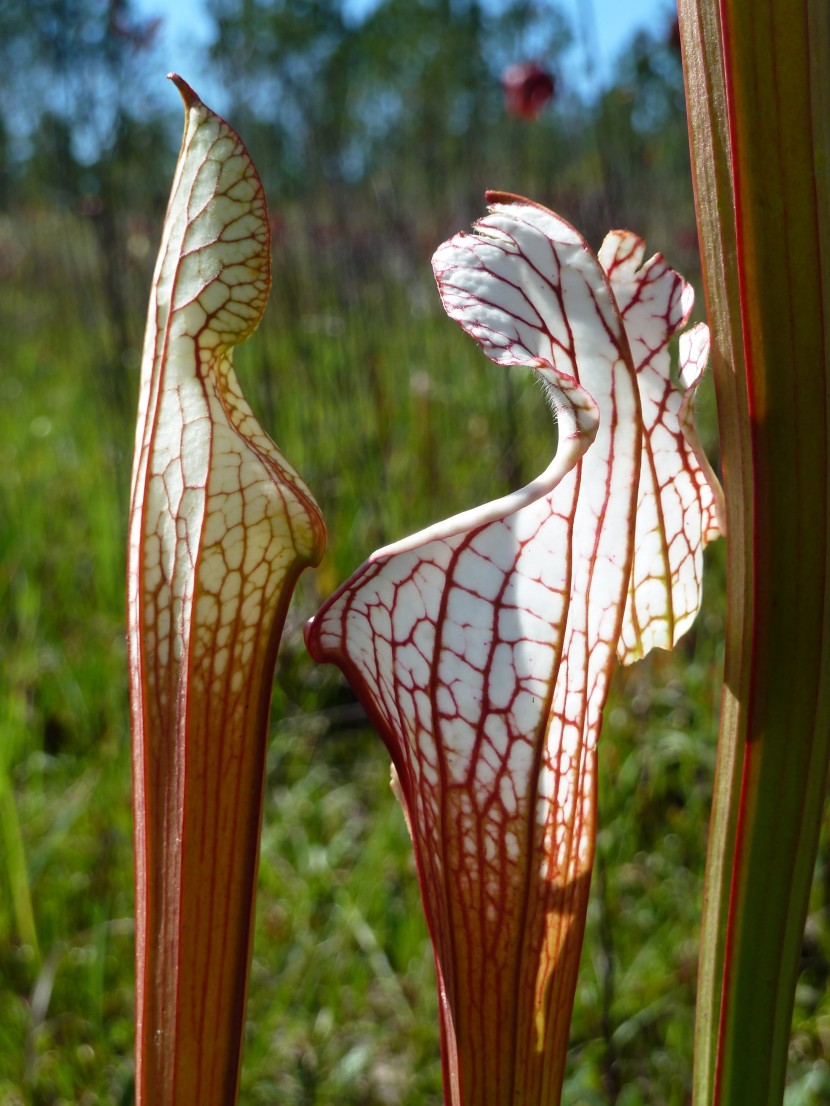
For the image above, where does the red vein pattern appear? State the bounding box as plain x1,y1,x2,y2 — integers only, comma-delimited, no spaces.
306,197,643,1105
127,76,325,1106
306,196,721,1105
599,231,723,663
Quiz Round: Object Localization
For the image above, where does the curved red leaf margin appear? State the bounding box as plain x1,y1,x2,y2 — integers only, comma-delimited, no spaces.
127,76,325,1106
306,194,720,1105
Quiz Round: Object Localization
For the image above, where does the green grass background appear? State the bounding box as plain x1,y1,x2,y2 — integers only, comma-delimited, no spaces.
1,182,829,1106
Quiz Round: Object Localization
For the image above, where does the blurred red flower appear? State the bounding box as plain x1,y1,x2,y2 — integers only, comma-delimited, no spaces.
501,61,555,121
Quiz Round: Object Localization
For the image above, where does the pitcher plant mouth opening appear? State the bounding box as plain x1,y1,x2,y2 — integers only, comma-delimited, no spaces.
127,75,325,1106
306,194,721,1106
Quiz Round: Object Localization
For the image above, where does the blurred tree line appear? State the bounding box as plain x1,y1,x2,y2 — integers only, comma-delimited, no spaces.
0,0,694,412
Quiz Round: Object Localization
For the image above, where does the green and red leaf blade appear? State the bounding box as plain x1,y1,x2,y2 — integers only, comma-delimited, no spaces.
678,2,830,1102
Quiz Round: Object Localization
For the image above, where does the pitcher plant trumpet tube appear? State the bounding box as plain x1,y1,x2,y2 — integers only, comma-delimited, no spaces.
306,194,721,1105
127,76,325,1106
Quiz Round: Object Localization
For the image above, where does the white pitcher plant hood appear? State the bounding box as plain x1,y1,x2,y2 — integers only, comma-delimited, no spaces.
306,193,721,1106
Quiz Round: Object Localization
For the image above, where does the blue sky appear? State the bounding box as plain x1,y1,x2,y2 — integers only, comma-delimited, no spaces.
137,0,675,113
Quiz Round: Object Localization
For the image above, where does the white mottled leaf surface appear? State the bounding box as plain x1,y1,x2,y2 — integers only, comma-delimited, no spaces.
127,76,325,1106
307,196,642,1106
599,231,723,663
